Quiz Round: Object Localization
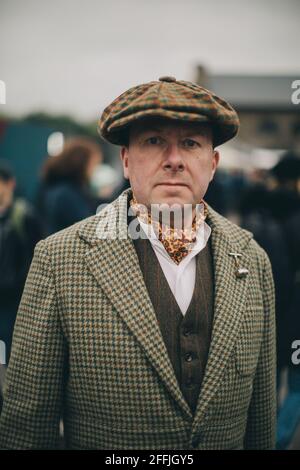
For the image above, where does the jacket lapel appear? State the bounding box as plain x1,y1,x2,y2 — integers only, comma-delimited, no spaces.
78,189,192,419
191,206,253,434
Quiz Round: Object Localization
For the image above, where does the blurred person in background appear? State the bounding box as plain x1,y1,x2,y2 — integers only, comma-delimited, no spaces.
239,183,292,385
268,152,300,222
39,137,103,235
268,152,300,449
0,161,43,366
202,171,228,215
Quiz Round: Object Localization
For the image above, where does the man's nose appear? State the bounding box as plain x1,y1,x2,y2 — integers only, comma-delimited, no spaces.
163,144,185,172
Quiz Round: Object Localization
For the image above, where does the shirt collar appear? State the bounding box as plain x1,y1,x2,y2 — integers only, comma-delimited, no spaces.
137,216,212,265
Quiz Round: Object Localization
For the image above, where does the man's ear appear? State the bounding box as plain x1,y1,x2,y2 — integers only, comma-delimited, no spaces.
210,150,220,181
120,147,130,179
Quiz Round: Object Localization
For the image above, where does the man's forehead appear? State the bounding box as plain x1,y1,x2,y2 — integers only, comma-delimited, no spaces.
129,117,212,136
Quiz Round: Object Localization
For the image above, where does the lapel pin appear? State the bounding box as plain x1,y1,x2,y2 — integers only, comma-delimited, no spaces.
228,252,249,279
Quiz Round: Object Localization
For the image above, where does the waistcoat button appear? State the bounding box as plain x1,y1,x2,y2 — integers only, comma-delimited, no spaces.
185,378,194,388
185,353,193,362
183,329,193,337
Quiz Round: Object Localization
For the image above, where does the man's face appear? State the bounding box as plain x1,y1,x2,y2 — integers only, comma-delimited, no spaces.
120,117,220,209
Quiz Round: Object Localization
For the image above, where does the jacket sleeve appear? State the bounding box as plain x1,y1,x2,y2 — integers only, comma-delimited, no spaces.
244,249,277,449
0,239,67,449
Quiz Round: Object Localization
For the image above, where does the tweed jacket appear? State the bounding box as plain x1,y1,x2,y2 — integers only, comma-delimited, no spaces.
0,188,276,450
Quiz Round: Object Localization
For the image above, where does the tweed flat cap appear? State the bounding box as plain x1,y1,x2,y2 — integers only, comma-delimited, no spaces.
98,76,240,147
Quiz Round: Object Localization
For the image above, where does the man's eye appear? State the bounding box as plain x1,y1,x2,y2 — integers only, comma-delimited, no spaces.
145,136,162,145
182,138,199,148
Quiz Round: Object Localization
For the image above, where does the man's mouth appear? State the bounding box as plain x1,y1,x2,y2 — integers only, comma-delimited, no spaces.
156,182,189,187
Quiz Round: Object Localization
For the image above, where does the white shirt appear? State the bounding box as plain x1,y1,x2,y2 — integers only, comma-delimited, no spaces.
137,217,212,315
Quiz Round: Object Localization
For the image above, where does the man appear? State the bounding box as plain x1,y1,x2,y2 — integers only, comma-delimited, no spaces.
0,162,43,366
269,153,300,449
0,77,276,449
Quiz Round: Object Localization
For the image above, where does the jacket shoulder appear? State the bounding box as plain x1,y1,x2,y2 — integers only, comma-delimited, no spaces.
207,205,271,268
207,204,253,249
35,214,98,256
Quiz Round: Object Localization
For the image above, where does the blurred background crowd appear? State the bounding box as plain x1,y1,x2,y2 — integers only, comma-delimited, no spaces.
0,0,300,450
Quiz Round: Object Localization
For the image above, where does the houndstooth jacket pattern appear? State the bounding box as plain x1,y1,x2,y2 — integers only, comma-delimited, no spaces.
0,188,276,449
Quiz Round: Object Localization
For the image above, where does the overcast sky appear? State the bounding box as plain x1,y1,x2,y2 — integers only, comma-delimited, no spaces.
1,0,300,121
